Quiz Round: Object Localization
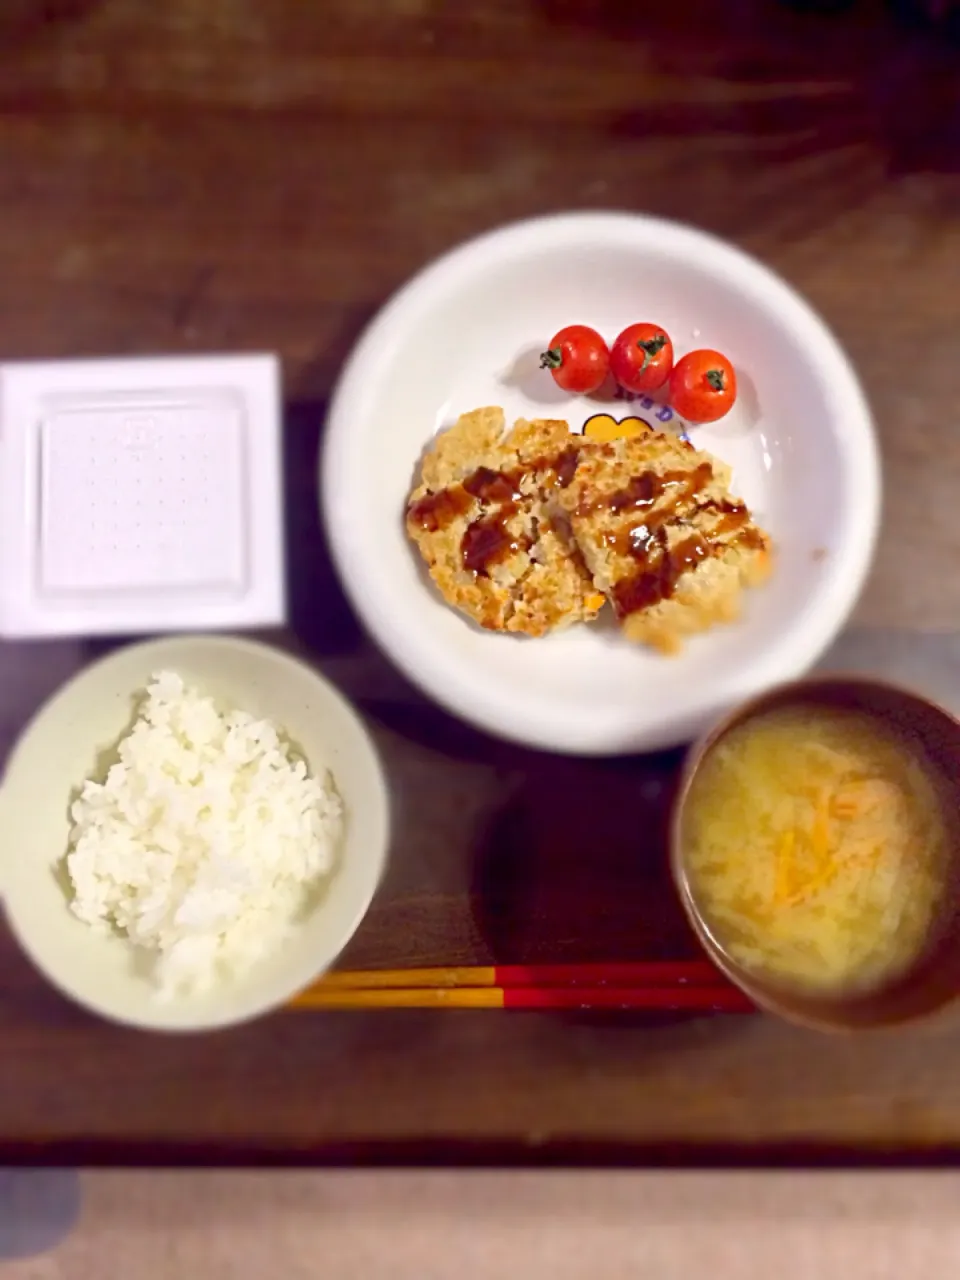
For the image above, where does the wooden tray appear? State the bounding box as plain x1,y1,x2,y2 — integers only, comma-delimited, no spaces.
1,0,960,1165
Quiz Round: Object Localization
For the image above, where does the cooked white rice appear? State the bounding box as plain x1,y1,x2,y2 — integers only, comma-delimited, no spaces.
65,670,342,999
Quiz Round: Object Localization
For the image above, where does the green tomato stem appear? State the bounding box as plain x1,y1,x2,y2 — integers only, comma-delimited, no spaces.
635,332,667,375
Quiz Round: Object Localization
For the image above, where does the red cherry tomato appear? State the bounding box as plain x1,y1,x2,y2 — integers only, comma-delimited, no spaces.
609,323,674,393
540,325,610,394
669,349,737,423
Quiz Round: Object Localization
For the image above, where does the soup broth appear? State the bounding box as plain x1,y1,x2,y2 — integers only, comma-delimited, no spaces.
682,705,953,997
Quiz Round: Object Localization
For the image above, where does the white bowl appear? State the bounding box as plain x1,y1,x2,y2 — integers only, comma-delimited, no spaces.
0,636,389,1031
322,212,880,755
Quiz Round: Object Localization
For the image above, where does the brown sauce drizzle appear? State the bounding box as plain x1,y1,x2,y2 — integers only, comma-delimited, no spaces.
735,526,767,552
591,462,712,517
462,467,522,504
407,445,581,576
699,498,750,537
409,445,764,596
593,464,762,619
407,485,472,533
461,504,524,573
613,533,710,618
554,446,579,489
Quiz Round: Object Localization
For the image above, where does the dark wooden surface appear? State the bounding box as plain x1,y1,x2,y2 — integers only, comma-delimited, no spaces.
1,0,960,1164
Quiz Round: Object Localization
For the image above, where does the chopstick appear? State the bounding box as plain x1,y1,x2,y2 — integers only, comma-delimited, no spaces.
311,961,728,989
290,961,754,1013
292,985,751,1011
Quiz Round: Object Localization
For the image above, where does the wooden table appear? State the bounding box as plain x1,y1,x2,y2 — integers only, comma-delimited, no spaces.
1,0,960,1165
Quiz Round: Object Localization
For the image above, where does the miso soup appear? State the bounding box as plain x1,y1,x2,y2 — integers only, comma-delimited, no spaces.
681,706,953,996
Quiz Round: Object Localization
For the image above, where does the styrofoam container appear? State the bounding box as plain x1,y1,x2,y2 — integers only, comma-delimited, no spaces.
0,353,285,637
322,213,880,755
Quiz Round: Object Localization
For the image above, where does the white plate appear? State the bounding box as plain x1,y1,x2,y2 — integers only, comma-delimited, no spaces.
322,213,880,755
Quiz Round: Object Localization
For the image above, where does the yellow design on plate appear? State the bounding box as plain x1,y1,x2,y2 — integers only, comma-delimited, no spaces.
582,413,655,442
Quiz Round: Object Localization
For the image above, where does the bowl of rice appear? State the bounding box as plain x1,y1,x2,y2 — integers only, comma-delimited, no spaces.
0,635,389,1031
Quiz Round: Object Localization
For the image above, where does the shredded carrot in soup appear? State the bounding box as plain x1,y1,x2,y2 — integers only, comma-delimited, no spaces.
682,707,951,995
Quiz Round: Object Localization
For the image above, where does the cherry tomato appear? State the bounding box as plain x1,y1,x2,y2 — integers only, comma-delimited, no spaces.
669,349,737,423
609,323,674,393
540,325,610,394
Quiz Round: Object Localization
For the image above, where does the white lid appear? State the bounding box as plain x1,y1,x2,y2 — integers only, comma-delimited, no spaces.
0,353,286,637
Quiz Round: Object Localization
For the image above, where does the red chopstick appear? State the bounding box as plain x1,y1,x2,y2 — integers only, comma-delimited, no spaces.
499,985,751,1012
489,961,729,988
